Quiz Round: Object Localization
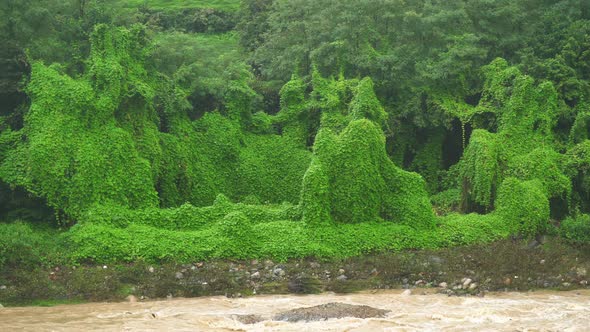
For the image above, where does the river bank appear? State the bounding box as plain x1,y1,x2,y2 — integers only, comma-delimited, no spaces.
1,238,589,307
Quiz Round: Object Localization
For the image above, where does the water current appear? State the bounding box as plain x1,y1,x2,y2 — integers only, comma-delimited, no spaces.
1,290,589,331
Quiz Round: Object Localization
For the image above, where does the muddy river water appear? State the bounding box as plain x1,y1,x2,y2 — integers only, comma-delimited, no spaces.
1,290,589,331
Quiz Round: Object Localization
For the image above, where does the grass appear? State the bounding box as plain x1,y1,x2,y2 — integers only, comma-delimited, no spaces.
112,0,241,11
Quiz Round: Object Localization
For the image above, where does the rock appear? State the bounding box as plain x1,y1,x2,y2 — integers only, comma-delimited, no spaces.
401,289,412,296
234,314,264,324
431,314,443,320
503,277,512,286
126,295,138,303
429,256,443,264
540,260,546,265
148,266,155,273
563,282,572,287
527,239,541,249
415,280,425,286
462,278,473,287
251,271,261,279
438,282,448,289
336,275,348,282
338,269,345,275
370,268,378,275
576,267,587,278
103,265,108,269
273,303,389,322
579,280,588,286
469,283,478,290
402,278,409,284
196,262,204,268
175,272,184,279
251,260,259,266
309,262,321,269
273,268,285,277
0,285,6,290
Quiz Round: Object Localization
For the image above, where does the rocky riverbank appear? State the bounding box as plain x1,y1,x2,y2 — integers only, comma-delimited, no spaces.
1,237,589,307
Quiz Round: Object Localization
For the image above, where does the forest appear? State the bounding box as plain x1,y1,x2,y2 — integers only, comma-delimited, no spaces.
1,0,590,275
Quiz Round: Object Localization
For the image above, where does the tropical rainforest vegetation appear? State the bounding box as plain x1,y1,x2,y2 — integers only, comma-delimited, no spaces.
1,0,590,268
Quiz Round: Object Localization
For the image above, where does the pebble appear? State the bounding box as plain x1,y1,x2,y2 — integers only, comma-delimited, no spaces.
469,283,478,290
580,280,588,286
0,285,6,290
576,268,587,278
415,280,425,286
336,275,348,281
175,272,184,279
102,265,108,269
148,266,155,273
401,289,412,296
563,282,572,287
273,268,285,277
251,271,261,279
462,278,472,287
338,269,345,275
540,259,545,264
310,262,321,269
438,282,448,289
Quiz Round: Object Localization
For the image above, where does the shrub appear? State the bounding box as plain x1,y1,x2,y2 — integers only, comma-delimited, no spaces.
0,222,64,270
560,214,590,244
495,178,550,237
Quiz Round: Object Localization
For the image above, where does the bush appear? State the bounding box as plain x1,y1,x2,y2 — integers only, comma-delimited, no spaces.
495,178,550,237
66,207,514,263
0,222,64,270
431,189,461,216
83,196,300,230
560,214,590,244
303,119,435,228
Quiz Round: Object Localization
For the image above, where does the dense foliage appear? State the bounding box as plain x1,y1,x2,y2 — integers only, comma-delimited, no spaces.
1,0,590,265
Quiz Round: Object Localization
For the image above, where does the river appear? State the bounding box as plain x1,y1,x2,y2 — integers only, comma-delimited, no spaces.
1,290,589,331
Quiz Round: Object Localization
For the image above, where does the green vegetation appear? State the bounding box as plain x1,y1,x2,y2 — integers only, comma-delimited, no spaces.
114,0,241,11
1,0,590,276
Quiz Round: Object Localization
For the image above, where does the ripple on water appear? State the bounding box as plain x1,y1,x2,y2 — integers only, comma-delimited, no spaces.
1,290,589,331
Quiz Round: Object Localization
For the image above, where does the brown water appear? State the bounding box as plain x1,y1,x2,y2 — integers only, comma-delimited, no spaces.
1,290,589,331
